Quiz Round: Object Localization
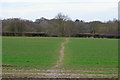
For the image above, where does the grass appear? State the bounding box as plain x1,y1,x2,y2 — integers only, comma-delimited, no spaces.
63,38,118,70
2,37,118,78
3,37,65,69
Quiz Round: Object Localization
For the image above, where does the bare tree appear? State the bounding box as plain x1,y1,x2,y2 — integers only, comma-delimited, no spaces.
53,13,70,37
8,19,26,33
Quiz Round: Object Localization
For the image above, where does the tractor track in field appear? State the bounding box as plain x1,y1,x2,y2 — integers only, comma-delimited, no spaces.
3,69,117,78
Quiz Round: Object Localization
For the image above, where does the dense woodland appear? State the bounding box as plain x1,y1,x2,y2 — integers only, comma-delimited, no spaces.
2,13,119,37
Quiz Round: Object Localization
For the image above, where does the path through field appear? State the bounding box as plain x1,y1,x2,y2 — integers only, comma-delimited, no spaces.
48,38,70,78
53,38,69,69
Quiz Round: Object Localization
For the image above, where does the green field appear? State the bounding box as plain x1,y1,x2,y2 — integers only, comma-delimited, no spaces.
3,37,64,69
2,37,118,78
63,38,118,69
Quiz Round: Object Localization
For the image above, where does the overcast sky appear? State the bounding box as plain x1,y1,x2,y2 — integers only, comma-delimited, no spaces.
0,0,119,22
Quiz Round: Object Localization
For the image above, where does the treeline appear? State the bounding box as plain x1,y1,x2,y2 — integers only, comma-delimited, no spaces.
2,13,119,37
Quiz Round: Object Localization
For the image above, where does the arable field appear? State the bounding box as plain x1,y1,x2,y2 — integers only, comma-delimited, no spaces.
63,38,118,68
62,38,118,77
2,37,118,78
3,37,64,69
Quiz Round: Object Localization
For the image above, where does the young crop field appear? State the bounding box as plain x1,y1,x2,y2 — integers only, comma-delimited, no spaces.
2,37,118,78
63,38,118,68
2,37,64,69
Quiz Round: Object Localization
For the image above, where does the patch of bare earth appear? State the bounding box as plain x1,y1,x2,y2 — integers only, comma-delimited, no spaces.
2,69,117,78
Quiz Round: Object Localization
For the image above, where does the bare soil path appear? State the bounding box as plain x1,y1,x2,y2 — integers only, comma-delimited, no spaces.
53,38,69,69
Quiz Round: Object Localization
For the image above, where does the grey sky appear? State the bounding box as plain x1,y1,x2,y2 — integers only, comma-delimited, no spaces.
0,0,119,22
